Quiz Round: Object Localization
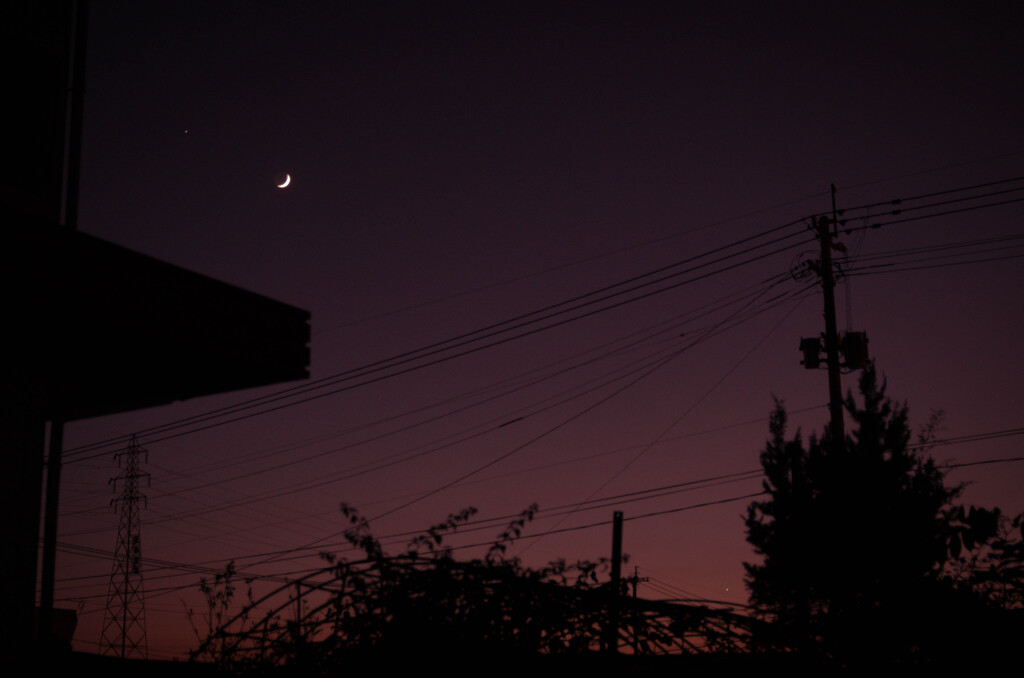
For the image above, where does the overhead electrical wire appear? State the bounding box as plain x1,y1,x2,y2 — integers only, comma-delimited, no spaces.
837,175,1024,217
204,284,817,567
148,398,830,549
66,233,812,462
53,442,1024,596
185,429,1024,570
834,176,1024,233
364,337,748,522
59,276,812,532
853,196,1024,232
515,277,810,556
144,276,800,500
49,173,1024,661
94,491,771,597
62,174,1024,463
175,287,813,527
844,251,1024,277
58,276,806,532
316,188,834,339
109,273,781,501
58,222,1024,594
839,231,1024,278
74,426,1015,647
53,468,765,592
61,219,814,462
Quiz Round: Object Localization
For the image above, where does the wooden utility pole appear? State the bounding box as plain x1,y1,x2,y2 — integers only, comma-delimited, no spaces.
819,185,846,454
800,187,870,448
604,511,624,654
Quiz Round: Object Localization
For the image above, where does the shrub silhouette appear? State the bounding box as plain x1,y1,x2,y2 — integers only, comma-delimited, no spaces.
189,504,677,670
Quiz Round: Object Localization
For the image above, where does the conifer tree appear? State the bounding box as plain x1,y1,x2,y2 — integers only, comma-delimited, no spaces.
744,364,1006,665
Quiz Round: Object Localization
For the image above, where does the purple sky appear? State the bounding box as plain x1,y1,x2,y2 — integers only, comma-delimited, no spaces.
54,2,1023,658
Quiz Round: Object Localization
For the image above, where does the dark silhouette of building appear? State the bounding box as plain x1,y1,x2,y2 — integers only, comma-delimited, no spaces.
3,2,310,656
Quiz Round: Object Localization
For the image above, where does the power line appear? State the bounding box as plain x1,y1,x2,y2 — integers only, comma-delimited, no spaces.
141,278,796,503
119,275,782,497
844,194,1024,233
55,444,1024,592
60,279,811,534
63,173,1023,464
838,175,1024,216
62,221,813,461
845,251,1024,278
516,281,809,556
840,231,1024,277
53,174,1024,644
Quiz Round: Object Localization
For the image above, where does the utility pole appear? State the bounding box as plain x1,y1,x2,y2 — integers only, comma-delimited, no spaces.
603,511,624,654
627,565,648,599
800,185,870,454
820,186,845,453
100,436,150,659
625,565,649,654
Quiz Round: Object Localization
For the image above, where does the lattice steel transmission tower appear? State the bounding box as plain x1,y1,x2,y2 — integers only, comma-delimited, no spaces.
100,436,150,658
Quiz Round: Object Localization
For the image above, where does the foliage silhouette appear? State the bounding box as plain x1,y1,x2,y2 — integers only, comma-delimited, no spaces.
958,511,1024,607
189,503,735,671
322,503,615,658
184,561,256,670
744,363,1022,665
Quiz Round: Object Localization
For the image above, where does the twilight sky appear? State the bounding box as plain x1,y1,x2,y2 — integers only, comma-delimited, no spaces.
53,1,1023,658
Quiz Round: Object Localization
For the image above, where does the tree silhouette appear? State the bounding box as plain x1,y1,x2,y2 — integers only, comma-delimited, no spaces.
744,364,1014,666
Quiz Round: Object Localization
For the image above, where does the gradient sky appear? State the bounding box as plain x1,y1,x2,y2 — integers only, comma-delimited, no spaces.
52,1,1023,658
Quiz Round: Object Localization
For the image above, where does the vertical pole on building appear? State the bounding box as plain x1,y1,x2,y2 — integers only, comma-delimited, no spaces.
39,419,64,646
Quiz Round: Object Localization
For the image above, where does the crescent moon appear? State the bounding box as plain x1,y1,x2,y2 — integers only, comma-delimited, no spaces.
277,173,291,188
